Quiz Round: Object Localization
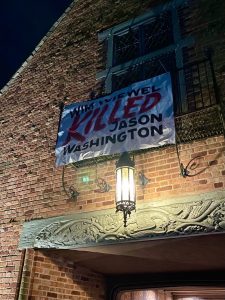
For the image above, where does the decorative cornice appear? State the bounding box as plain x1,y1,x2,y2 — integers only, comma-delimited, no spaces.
19,190,225,250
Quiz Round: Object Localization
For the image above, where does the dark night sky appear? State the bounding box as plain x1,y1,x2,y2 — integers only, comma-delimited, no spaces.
0,0,73,90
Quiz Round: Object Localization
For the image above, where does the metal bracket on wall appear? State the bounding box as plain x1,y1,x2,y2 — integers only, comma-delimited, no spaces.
62,165,79,202
175,132,208,178
179,156,204,178
138,171,150,186
62,163,112,202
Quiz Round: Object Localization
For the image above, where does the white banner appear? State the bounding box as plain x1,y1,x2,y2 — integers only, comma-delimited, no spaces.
55,73,175,166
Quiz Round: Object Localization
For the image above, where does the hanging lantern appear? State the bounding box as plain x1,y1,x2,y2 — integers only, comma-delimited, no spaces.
115,152,136,227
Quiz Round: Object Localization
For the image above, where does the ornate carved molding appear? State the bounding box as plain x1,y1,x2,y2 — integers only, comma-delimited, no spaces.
19,190,225,250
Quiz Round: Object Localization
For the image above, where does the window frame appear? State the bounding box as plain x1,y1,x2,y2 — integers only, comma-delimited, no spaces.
97,0,194,113
106,272,225,300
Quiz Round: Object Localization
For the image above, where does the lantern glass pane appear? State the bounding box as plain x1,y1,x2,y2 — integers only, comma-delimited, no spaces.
129,168,135,202
122,167,129,200
116,168,122,203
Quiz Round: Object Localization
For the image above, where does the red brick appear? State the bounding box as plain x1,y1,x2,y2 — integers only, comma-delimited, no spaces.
214,182,223,188
199,180,207,184
209,160,218,166
47,292,57,298
156,185,172,192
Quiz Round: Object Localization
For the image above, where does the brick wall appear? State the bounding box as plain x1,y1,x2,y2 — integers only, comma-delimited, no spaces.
63,135,225,211
1,0,225,298
0,223,22,299
18,250,105,300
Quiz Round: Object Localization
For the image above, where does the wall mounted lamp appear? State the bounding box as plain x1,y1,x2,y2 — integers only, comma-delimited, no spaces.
62,152,148,227
115,152,136,227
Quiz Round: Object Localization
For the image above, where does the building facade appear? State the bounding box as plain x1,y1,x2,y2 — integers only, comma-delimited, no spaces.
1,0,225,299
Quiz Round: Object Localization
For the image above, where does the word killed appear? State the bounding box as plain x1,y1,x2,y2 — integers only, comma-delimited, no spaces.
64,92,161,144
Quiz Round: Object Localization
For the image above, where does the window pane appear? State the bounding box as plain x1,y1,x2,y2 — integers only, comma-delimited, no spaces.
112,64,143,91
143,11,173,54
112,52,177,99
113,28,140,66
143,52,176,79
113,10,173,67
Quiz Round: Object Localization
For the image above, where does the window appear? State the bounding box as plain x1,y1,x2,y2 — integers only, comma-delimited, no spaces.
111,10,176,93
97,0,194,114
116,287,225,300
113,10,173,66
